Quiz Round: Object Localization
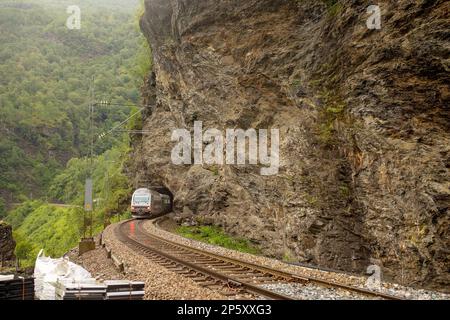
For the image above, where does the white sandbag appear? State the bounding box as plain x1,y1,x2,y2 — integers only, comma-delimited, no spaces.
34,250,55,300
34,249,94,300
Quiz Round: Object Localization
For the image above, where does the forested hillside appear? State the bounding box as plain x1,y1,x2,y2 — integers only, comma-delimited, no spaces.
0,0,148,203
6,141,132,265
0,0,149,264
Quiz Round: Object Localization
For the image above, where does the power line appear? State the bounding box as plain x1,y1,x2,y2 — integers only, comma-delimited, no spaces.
94,101,139,108
113,130,153,134
97,106,147,140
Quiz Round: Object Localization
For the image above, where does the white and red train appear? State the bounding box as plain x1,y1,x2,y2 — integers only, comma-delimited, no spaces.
131,187,172,219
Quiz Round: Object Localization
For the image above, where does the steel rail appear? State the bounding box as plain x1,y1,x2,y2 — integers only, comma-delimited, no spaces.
116,220,293,300
150,218,405,300
116,219,404,300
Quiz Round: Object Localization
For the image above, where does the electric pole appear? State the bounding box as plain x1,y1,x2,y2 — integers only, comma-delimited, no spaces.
79,77,96,255
89,75,94,238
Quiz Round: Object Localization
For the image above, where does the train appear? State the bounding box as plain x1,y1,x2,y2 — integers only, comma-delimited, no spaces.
131,187,172,219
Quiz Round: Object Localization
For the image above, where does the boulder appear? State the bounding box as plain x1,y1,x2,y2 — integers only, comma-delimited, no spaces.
0,221,16,264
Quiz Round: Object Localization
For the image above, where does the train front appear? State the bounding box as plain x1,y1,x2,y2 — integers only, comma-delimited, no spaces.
131,188,152,219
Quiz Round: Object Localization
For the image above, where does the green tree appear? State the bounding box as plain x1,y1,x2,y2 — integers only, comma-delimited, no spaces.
13,231,35,267
1,0,148,265
0,0,147,201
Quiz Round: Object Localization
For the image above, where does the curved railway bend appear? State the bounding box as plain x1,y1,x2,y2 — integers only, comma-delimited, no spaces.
102,219,409,300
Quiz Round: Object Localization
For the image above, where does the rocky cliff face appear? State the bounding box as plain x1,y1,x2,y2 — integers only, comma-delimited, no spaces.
134,0,449,290
0,221,16,265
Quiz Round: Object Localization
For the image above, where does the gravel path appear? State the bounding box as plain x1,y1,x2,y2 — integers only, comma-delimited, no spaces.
144,218,450,300
66,240,125,282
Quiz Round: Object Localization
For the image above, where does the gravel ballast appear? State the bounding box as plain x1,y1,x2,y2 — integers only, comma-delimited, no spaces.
70,219,449,300
102,224,226,300
259,283,381,300
70,226,225,300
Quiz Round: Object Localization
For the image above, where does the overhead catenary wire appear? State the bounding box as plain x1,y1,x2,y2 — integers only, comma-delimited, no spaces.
94,101,138,108
112,130,153,134
97,106,147,140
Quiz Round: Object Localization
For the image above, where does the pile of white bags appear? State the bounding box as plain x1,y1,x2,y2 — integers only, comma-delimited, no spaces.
34,249,96,300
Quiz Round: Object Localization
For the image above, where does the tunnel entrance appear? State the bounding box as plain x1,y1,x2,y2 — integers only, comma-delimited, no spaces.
134,178,175,215
148,185,174,210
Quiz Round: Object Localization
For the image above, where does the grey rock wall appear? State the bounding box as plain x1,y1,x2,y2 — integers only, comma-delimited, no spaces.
133,0,449,290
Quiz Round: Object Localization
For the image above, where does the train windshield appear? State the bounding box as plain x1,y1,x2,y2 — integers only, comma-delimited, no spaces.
133,195,150,205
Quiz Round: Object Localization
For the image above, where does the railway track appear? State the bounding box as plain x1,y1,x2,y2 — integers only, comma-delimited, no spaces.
115,219,403,300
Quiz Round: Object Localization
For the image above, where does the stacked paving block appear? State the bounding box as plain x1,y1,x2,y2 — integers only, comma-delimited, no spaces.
55,281,107,300
0,275,34,300
104,280,145,300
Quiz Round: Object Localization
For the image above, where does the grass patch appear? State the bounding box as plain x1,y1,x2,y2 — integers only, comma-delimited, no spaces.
206,165,219,176
314,88,347,146
282,252,297,263
176,225,260,255
324,1,343,17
